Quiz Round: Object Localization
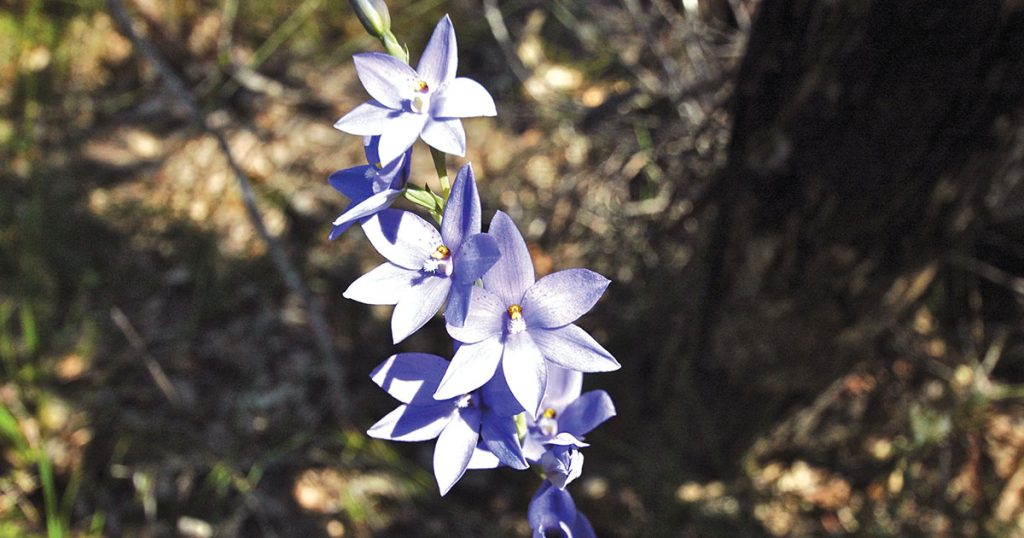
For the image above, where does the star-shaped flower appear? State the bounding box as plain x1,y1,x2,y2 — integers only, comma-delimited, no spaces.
334,15,497,165
528,480,596,538
344,164,501,343
366,352,527,495
327,136,411,240
523,367,616,489
436,211,620,416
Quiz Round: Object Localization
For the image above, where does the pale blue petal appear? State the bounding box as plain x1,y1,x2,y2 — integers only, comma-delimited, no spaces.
481,370,524,417
481,415,528,469
378,111,428,166
502,334,547,418
434,338,503,400
559,390,616,438
451,233,500,286
420,117,466,156
343,262,416,305
329,189,404,240
445,286,505,343
541,366,583,414
440,163,481,252
530,324,620,373
433,405,480,496
433,78,497,118
361,209,441,269
367,403,453,441
391,275,451,344
353,52,418,109
416,15,457,88
482,211,535,306
522,269,610,329
334,100,393,136
528,481,577,535
370,353,451,406
540,446,584,489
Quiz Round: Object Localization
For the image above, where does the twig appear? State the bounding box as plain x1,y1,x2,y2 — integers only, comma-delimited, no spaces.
950,253,1024,296
481,0,531,84
106,0,347,416
110,306,181,408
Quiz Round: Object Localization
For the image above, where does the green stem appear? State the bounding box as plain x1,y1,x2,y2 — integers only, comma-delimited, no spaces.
430,147,450,202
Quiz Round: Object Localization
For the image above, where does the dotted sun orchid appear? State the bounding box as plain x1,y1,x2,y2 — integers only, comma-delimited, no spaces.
328,135,411,240
333,15,497,165
528,480,597,538
436,211,620,417
343,164,501,343
523,367,616,489
367,353,528,495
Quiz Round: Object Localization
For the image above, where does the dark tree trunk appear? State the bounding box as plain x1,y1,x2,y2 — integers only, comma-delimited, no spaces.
688,0,1024,467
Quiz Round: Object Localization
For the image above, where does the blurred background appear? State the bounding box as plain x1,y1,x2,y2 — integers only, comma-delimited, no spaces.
3,0,1024,536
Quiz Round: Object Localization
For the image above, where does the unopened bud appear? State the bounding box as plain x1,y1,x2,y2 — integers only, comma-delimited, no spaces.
350,0,391,38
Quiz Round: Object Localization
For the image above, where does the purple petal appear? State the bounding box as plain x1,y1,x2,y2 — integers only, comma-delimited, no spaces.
481,372,525,416
361,209,441,269
364,137,413,189
416,15,457,89
445,286,505,343
420,117,466,156
334,100,393,136
530,324,620,372
367,403,453,441
540,446,584,489
572,513,597,538
481,415,528,470
391,275,451,343
541,366,583,414
378,111,428,166
433,405,480,496
353,52,419,109
482,211,535,307
444,283,472,328
452,233,500,286
440,163,481,252
528,481,577,535
370,353,451,406
328,165,375,200
433,78,497,118
343,262,417,305
559,390,616,438
522,269,610,329
502,334,548,417
466,444,501,469
329,189,404,240
434,337,503,400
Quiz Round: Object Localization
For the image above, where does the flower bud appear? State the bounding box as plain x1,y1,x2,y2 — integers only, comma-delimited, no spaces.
349,0,391,38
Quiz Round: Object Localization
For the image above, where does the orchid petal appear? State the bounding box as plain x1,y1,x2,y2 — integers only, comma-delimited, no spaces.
572,513,597,538
481,372,525,417
421,117,466,156
531,324,621,373
328,165,375,200
559,390,616,438
502,334,548,418
391,275,451,344
417,15,457,88
377,111,428,166
334,100,393,136
528,481,577,535
370,353,451,406
522,269,610,329
541,366,583,414
361,209,441,269
434,338,503,400
481,415,528,469
467,444,501,469
329,189,404,240
433,78,497,118
451,233,500,287
368,403,453,441
434,405,480,496
445,286,505,343
483,211,535,306
353,52,418,109
343,262,417,305
441,163,481,251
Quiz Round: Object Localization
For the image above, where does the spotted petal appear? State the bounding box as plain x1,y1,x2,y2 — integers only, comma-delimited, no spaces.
441,163,481,252
446,286,505,344
343,262,417,305
483,211,535,306
421,117,466,156
530,324,620,373
502,334,548,418
522,269,610,329
433,78,497,118
368,403,454,442
391,275,451,344
370,353,451,406
353,52,419,109
334,100,393,136
434,337,503,400
559,390,616,438
417,15,457,89
434,405,480,496
361,209,441,270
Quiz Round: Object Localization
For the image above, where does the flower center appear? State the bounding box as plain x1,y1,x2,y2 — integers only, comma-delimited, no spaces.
507,304,526,334
421,244,453,276
456,394,473,408
415,80,430,93
409,80,432,114
538,407,558,437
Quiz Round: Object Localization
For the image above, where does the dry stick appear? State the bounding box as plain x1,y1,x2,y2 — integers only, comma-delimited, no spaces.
110,306,182,408
106,0,347,416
